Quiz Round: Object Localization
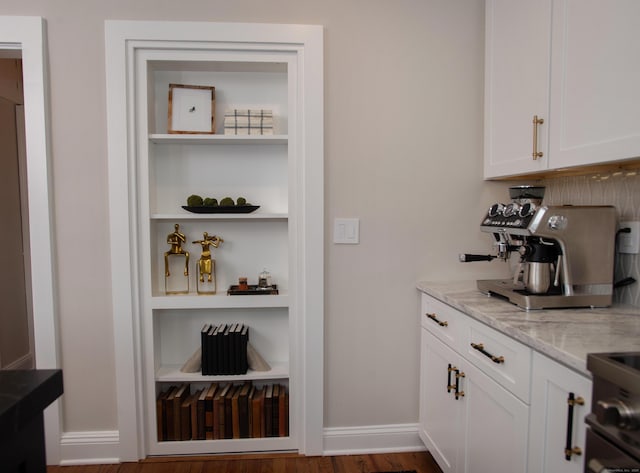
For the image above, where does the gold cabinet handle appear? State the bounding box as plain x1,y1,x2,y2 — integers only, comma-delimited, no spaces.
426,312,448,327
532,115,544,160
470,342,505,364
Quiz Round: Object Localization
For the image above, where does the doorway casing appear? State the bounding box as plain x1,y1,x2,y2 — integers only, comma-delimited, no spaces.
0,16,60,464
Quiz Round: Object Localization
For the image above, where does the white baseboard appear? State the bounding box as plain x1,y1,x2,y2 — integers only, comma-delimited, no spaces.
322,423,426,456
55,424,425,464
59,431,120,465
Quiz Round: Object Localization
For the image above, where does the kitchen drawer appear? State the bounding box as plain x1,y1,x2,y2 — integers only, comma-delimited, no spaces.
421,294,462,348
462,317,532,403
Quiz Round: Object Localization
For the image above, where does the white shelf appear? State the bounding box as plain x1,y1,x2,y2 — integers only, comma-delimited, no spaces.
149,133,288,145
151,212,288,221
151,293,289,309
156,361,289,383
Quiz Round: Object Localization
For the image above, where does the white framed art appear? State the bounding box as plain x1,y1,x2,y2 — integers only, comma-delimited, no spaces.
168,84,216,134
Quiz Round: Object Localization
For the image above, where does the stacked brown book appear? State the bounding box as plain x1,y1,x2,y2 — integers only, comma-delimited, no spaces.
156,381,288,441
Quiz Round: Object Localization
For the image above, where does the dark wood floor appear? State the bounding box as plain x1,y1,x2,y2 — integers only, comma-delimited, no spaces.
47,451,442,473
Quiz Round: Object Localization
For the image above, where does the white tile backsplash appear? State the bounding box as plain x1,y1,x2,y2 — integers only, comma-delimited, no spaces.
541,170,640,307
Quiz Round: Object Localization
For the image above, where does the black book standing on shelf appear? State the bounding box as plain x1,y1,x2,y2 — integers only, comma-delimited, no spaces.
210,323,225,375
201,324,211,375
240,324,249,373
200,322,250,375
209,324,220,375
221,324,231,375
229,323,239,374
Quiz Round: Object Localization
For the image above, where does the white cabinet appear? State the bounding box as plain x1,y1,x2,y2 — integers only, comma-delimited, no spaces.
419,296,529,473
106,22,323,459
485,0,640,178
419,329,461,473
484,0,552,178
548,0,640,170
529,352,592,473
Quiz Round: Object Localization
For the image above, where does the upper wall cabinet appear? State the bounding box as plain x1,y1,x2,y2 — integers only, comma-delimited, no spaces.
484,0,640,179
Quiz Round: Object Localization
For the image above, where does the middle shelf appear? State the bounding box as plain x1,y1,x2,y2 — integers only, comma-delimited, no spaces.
156,361,289,383
150,293,289,309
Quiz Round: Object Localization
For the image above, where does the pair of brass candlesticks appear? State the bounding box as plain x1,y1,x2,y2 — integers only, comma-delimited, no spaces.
164,223,223,295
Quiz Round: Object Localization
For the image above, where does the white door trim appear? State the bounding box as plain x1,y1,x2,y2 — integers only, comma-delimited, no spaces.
0,16,61,464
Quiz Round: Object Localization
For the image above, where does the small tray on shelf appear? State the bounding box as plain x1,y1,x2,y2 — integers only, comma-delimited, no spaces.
182,205,260,214
228,284,279,296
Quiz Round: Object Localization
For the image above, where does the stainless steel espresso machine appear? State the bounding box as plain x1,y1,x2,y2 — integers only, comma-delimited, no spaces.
460,186,617,310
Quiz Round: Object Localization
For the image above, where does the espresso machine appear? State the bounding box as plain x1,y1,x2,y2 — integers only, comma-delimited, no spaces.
460,186,618,309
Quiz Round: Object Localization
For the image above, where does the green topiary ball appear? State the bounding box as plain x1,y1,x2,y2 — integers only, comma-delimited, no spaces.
203,197,218,207
236,197,247,206
220,197,235,206
187,194,204,207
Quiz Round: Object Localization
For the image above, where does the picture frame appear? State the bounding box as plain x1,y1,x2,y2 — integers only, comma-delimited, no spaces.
168,84,216,134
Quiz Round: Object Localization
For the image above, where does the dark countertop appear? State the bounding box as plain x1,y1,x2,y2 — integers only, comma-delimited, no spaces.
0,370,63,443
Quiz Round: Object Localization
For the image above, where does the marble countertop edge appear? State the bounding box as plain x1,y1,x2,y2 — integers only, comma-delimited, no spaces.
416,280,640,377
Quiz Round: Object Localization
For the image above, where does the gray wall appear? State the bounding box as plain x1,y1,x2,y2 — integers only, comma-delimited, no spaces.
1,0,516,434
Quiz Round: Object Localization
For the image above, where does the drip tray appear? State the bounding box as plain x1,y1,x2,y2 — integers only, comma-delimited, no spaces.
477,279,612,310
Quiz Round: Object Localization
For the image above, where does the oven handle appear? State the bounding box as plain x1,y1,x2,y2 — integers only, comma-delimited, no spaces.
565,392,585,460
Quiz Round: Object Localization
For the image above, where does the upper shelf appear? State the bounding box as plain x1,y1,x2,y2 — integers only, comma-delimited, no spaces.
149,134,288,145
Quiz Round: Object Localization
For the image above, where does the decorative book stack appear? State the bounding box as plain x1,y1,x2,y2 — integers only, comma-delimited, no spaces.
156,381,289,441
201,323,249,375
224,109,274,135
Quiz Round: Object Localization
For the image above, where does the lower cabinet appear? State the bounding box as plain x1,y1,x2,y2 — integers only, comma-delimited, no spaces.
419,293,592,473
528,352,591,473
419,328,528,473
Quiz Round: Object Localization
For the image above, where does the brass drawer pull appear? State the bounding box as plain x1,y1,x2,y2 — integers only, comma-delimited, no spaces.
532,115,544,160
426,312,448,327
470,342,505,364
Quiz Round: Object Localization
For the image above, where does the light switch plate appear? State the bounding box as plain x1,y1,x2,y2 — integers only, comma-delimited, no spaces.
619,221,640,254
334,218,360,244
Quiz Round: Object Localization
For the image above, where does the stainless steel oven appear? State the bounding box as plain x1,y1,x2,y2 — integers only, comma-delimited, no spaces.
586,352,640,472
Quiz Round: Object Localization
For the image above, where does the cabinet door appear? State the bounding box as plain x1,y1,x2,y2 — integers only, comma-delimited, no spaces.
460,361,529,473
548,0,640,169
528,352,591,473
419,329,462,473
484,0,552,178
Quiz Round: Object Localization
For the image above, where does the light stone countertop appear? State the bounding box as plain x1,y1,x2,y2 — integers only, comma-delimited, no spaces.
416,280,640,377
